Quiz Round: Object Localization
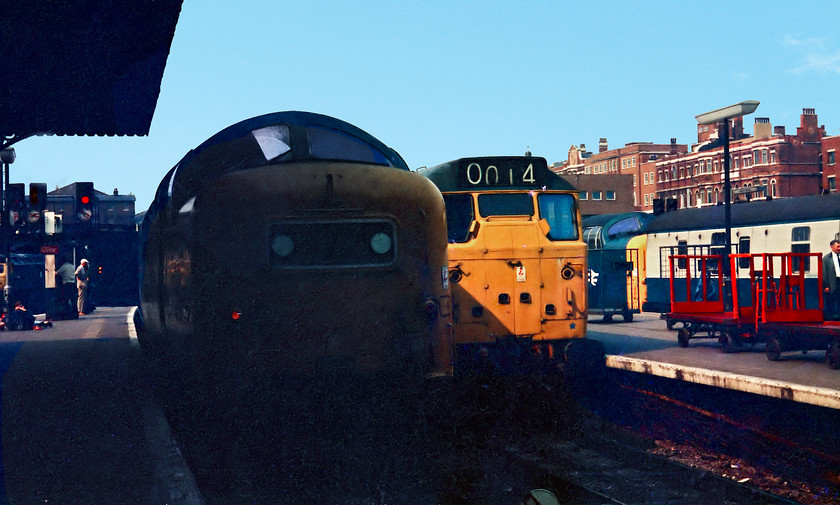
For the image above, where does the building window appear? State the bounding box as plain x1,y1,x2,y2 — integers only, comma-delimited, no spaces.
770,149,777,163
633,174,637,187
761,149,768,164
829,176,836,192
580,191,588,200
606,191,616,201
713,160,718,173
592,191,602,201
649,171,654,182
658,170,663,182
680,168,685,179
734,157,740,169
632,157,636,167
753,150,760,165
644,194,650,206
643,173,649,185
771,179,777,197
622,159,626,169
829,150,836,165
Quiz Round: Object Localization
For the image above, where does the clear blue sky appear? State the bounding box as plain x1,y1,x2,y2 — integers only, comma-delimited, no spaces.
9,0,840,209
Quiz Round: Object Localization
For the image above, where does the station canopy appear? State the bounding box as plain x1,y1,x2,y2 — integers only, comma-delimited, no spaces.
0,1,183,148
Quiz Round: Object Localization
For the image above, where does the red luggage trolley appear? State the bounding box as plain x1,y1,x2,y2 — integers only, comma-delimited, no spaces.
747,252,840,369
664,254,759,352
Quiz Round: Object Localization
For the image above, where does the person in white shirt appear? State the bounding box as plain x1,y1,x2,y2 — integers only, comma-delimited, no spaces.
74,259,90,315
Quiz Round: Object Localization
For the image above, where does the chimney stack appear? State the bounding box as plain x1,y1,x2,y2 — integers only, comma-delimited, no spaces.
774,125,785,136
670,138,677,155
598,138,608,153
754,117,772,140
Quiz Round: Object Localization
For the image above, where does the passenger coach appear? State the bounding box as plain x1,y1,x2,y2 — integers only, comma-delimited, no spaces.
643,193,840,314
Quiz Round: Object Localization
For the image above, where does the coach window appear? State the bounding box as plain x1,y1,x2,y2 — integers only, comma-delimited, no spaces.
538,194,578,240
738,237,751,269
710,232,727,272
442,194,474,243
677,240,688,270
791,226,811,273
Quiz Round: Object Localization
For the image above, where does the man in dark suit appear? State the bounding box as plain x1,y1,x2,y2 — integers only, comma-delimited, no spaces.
823,239,840,320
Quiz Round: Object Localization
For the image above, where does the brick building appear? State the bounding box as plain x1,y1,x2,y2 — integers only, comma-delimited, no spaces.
650,108,824,211
822,134,840,193
553,138,688,211
557,173,634,217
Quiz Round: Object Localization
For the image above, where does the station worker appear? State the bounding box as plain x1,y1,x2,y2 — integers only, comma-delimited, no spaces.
822,240,840,321
75,258,90,316
56,257,76,309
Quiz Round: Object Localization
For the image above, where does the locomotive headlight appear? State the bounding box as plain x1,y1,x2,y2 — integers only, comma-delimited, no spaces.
271,234,294,257
370,232,392,254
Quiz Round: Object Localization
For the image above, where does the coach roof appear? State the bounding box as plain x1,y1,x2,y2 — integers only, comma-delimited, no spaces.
646,193,840,233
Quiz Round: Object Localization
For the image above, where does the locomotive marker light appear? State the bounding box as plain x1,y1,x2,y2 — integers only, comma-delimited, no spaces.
695,100,759,311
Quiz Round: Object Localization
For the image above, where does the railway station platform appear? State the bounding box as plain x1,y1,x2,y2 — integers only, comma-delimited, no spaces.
586,313,840,410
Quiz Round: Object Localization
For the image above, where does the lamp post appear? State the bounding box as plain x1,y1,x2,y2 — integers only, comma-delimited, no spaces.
695,100,759,310
0,148,15,310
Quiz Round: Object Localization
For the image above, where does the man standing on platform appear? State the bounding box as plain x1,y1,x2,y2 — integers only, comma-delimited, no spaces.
822,240,840,320
75,258,90,316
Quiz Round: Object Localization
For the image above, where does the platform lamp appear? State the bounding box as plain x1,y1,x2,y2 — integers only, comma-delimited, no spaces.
0,147,15,310
695,100,760,310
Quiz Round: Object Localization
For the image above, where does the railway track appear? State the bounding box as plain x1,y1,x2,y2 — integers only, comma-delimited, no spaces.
153,367,817,504
568,370,840,505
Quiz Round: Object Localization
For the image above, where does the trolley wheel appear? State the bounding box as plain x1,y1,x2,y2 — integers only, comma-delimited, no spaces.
826,344,840,370
677,327,691,348
718,331,738,353
622,312,634,323
766,338,783,362
603,314,613,323
666,318,675,331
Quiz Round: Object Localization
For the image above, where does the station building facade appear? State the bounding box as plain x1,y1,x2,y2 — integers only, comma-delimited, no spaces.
651,109,824,212
555,108,827,215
